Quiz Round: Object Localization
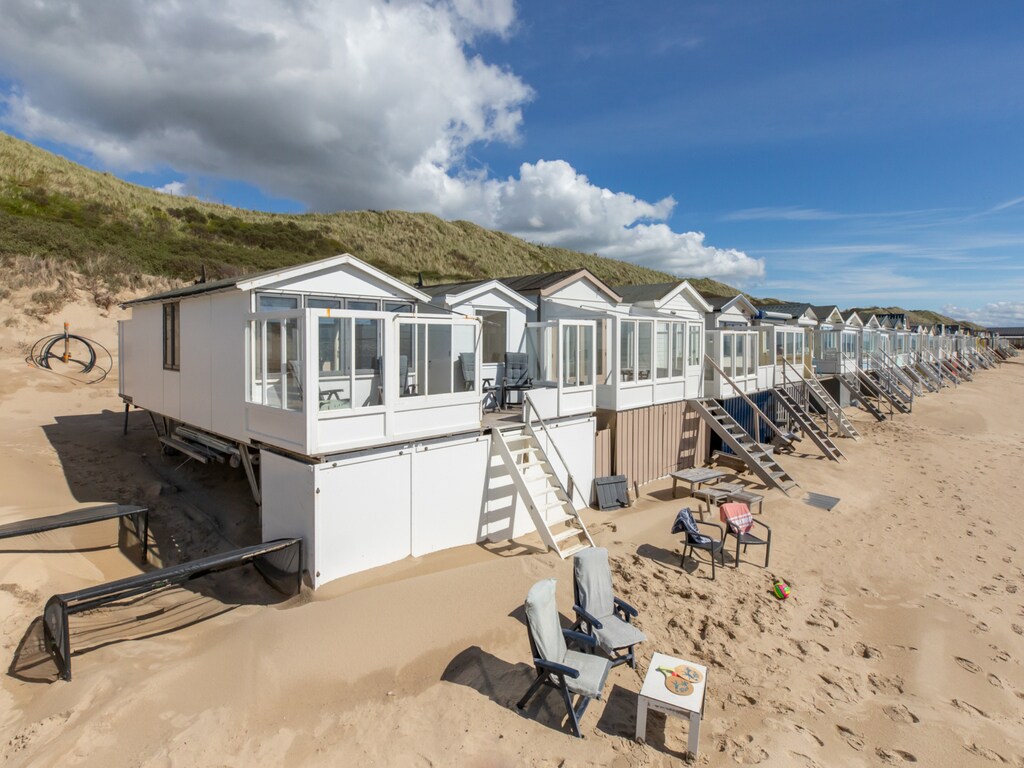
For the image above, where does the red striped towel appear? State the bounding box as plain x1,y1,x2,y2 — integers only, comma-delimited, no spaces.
720,502,753,534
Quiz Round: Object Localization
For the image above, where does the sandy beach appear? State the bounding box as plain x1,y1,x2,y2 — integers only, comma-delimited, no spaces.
1,299,1022,767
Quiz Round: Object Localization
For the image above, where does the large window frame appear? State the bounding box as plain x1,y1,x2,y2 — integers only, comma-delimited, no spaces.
620,317,695,384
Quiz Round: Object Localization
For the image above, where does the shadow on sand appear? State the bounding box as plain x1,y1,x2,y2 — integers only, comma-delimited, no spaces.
4,410,295,683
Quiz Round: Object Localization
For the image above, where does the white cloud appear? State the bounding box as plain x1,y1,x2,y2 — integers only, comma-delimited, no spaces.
942,301,1024,327
155,181,187,196
0,0,760,281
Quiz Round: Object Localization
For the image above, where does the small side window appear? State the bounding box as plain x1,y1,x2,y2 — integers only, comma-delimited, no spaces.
163,302,180,371
257,293,300,311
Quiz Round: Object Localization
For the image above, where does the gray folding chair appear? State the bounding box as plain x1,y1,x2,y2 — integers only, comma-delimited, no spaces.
572,548,645,669
517,578,611,738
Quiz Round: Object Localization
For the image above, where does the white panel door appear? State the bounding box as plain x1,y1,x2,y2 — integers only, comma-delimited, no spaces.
314,449,412,583
410,437,490,557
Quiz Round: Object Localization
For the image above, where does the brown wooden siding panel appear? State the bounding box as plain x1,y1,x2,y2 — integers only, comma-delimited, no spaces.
609,400,706,488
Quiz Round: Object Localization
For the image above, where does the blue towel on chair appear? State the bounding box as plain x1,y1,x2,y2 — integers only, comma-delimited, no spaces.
671,507,712,545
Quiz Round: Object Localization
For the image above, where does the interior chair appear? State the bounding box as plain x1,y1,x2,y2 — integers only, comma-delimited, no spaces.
502,352,533,409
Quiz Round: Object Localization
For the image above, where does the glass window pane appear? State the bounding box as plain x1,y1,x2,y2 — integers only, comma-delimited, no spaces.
656,322,670,379
354,318,380,373
317,317,352,411
249,319,263,404
594,319,606,382
481,310,507,364
620,321,635,382
580,326,594,386
384,301,413,313
307,296,342,309
283,318,303,411
258,294,299,310
562,325,578,386
689,325,700,367
346,299,378,311
735,333,745,377
637,322,652,380
427,324,452,395
672,324,685,377
414,324,427,396
747,333,756,374
453,324,476,391
723,333,733,377
398,323,418,397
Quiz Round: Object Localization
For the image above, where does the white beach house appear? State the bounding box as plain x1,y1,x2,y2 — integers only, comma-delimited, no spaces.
119,255,597,588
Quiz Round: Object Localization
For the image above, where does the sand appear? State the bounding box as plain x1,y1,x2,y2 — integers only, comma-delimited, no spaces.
1,298,1023,767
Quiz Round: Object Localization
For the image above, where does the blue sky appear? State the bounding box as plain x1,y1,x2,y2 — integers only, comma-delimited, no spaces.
1,1,1022,323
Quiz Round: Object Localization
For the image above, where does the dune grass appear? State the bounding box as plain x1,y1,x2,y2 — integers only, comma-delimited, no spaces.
0,130,978,327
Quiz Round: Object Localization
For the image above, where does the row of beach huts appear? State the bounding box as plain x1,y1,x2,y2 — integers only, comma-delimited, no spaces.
116,254,1018,589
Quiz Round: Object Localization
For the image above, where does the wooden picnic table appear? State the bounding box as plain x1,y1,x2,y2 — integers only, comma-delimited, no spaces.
669,467,729,499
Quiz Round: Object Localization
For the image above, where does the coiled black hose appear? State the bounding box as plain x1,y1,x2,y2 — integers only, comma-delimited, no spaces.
26,328,112,385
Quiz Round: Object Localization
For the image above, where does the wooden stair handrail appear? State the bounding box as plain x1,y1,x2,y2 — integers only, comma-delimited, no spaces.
703,354,789,442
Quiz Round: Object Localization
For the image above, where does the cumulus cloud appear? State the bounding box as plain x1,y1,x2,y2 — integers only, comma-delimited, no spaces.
0,0,761,280
154,181,187,197
942,301,1024,328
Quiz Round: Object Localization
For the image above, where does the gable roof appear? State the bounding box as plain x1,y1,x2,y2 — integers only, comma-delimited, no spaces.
703,293,758,316
122,253,430,307
498,269,622,303
843,310,864,326
614,280,713,312
756,302,817,320
423,278,536,311
811,305,843,323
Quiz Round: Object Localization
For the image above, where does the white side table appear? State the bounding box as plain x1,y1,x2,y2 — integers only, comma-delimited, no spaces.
635,652,708,756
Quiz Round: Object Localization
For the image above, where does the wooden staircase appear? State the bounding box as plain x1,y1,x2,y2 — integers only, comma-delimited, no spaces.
867,365,913,412
851,363,909,414
783,359,859,440
838,372,887,422
491,426,594,559
773,387,844,462
914,358,945,389
690,399,798,494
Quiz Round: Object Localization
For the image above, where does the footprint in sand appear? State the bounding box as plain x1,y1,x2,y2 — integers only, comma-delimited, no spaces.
791,724,823,747
963,743,1009,763
787,753,822,768
721,735,769,764
852,642,883,660
836,725,864,751
868,673,905,695
987,673,1003,688
883,704,920,724
951,699,990,719
955,656,981,673
875,747,918,764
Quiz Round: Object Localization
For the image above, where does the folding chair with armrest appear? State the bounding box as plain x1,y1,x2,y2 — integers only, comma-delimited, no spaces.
518,578,612,738
572,548,645,669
